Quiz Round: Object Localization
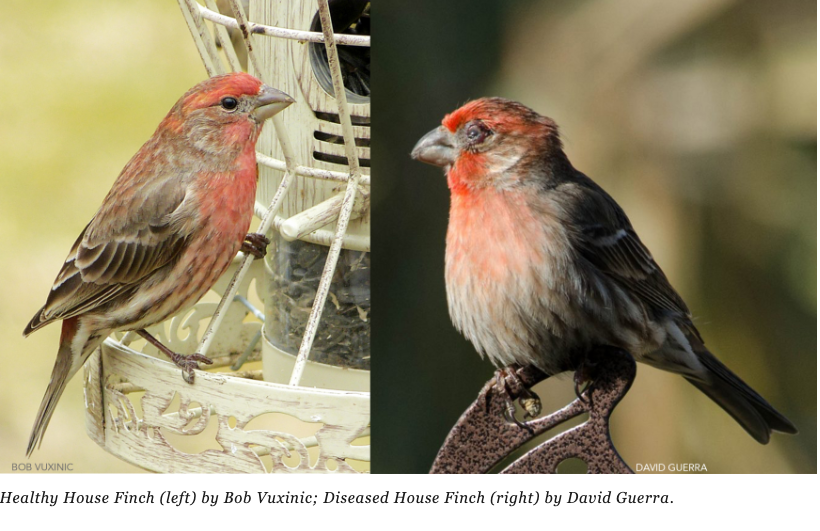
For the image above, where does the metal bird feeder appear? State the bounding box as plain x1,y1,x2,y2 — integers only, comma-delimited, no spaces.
82,0,370,473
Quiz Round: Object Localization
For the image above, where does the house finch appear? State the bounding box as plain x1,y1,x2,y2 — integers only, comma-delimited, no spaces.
411,97,797,444
23,72,293,456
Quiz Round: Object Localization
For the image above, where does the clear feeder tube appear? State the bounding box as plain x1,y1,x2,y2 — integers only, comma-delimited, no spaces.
265,235,370,370
254,0,370,391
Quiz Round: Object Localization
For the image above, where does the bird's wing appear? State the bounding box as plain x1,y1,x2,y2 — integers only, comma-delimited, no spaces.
25,173,193,335
562,175,693,320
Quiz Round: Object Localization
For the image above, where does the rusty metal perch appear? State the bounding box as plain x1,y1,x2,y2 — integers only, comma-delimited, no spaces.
431,347,636,474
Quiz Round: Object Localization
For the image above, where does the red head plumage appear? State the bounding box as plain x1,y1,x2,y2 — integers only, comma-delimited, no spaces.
181,72,265,111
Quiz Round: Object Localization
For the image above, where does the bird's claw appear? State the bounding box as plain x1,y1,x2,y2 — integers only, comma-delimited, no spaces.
241,233,270,259
574,352,601,404
170,352,213,384
135,329,213,384
574,372,588,402
180,365,196,385
483,366,541,432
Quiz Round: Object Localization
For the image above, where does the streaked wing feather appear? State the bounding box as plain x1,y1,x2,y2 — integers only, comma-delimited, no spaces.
33,180,191,328
568,177,691,318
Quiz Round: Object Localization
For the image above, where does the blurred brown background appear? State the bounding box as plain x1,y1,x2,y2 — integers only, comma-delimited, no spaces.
0,1,205,472
372,0,816,473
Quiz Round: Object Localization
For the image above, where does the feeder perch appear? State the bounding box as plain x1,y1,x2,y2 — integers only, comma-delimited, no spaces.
431,348,636,474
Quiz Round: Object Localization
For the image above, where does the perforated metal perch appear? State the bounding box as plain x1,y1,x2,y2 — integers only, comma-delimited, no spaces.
430,348,636,474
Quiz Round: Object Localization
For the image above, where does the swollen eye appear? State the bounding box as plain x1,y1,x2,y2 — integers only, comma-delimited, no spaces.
465,121,490,144
220,97,239,110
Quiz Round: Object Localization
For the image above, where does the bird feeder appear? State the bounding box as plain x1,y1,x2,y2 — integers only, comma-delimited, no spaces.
258,0,370,389
82,0,370,473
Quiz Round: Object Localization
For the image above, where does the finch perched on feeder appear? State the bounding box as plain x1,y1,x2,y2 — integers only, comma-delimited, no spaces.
411,97,797,444
23,73,293,456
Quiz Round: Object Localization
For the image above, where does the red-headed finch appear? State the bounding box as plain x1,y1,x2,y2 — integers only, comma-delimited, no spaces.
24,73,293,456
411,97,797,444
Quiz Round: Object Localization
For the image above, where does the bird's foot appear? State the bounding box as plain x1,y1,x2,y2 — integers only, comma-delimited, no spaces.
483,366,542,432
574,351,602,404
135,329,213,384
168,352,214,384
241,233,270,259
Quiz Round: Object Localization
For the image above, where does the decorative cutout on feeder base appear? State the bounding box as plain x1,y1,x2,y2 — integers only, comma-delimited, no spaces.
84,343,369,473
82,258,370,473
430,348,636,474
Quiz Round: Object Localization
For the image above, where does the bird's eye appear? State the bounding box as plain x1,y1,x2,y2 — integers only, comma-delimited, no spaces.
220,97,239,111
465,121,490,144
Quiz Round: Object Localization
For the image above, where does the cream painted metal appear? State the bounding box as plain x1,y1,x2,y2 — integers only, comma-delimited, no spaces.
83,0,370,473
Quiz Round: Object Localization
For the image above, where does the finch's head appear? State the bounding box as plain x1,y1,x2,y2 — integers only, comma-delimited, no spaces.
169,73,294,153
411,98,565,191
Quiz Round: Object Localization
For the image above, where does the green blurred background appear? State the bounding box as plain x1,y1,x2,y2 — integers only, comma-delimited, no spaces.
0,0,205,472
372,0,816,473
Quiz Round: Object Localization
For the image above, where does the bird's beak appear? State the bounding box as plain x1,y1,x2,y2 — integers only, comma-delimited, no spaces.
411,126,456,168
252,85,295,122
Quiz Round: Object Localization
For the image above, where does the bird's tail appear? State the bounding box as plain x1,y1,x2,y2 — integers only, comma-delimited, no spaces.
685,342,797,444
27,318,83,457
